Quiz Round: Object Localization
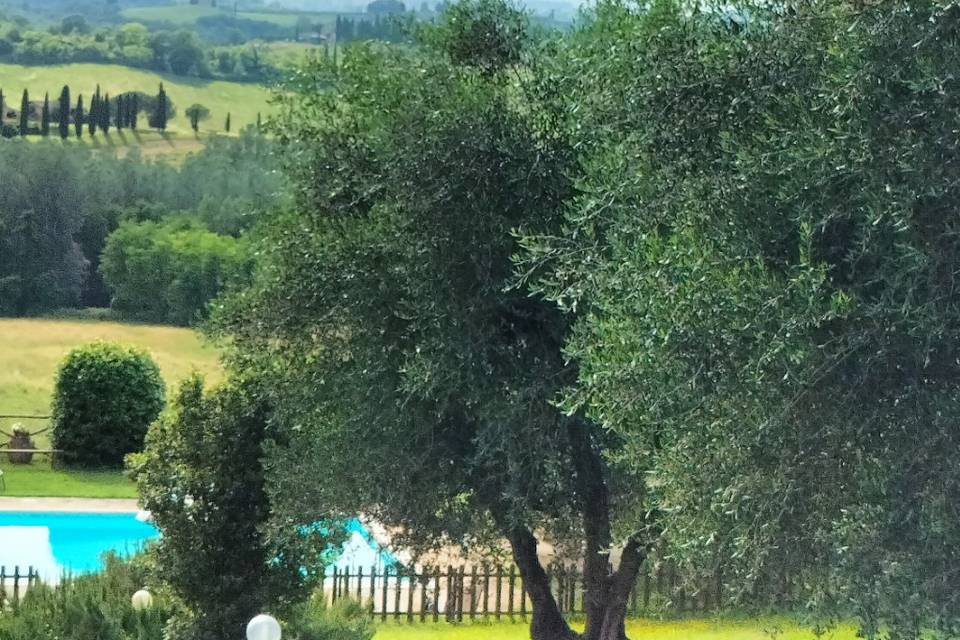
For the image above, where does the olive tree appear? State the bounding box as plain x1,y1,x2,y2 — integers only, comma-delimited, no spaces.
521,1,960,638
213,4,650,639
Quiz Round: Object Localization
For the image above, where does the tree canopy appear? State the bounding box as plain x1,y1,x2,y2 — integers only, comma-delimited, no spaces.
213,1,960,639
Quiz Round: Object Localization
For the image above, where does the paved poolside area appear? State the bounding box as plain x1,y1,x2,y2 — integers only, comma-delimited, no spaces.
0,497,138,512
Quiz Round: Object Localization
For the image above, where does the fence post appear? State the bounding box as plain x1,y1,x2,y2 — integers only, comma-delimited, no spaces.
507,566,516,621
356,567,363,602
469,566,478,620
433,568,441,623
482,563,490,619
393,566,402,621
445,565,454,621
381,567,389,622
332,567,339,603
369,565,377,614
457,566,466,622
419,568,428,622
406,566,415,622
13,566,20,609
495,565,503,620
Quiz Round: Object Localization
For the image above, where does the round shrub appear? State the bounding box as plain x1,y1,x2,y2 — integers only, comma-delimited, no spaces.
52,342,165,468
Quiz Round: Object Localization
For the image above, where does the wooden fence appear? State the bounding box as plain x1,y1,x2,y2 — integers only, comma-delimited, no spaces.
321,559,725,622
0,567,40,608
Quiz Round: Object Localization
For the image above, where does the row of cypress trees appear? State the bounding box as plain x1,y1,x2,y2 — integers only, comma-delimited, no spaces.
0,83,169,138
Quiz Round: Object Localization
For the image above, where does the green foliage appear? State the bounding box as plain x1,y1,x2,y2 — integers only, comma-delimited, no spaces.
184,102,210,132
0,554,177,640
215,6,647,635
51,342,165,468
424,0,527,74
100,219,250,325
129,376,335,640
0,131,285,315
287,598,374,640
516,0,960,637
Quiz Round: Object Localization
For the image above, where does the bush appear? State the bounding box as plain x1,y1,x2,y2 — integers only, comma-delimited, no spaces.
130,376,335,640
52,342,165,468
287,598,375,640
100,219,251,326
0,553,178,640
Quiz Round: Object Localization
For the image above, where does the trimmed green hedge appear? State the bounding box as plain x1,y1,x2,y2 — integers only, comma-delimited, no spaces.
52,342,165,468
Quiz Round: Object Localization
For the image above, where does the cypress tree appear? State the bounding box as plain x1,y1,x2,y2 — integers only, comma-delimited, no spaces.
75,94,84,138
116,94,124,130
156,83,168,131
130,93,139,129
101,93,110,134
89,85,100,136
0,89,4,128
256,111,262,131
19,89,29,136
58,85,70,139
225,112,231,133
41,92,50,136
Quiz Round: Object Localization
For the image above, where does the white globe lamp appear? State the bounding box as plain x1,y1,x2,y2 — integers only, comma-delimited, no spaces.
131,589,153,611
246,614,282,640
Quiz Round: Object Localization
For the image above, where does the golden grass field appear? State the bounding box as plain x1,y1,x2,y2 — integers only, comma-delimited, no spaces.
0,317,222,442
0,317,221,498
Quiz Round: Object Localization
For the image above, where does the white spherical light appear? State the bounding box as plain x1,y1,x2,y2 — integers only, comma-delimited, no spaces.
246,614,282,640
131,589,153,611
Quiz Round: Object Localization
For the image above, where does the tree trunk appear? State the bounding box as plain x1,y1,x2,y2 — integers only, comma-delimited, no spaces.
508,525,579,640
568,419,613,640
598,539,646,640
568,418,654,640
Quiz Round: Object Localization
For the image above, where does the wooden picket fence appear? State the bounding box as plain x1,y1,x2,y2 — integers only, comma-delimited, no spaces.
0,566,41,608
321,559,725,622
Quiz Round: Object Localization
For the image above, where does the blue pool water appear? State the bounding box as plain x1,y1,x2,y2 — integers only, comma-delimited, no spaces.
0,512,158,578
0,512,396,581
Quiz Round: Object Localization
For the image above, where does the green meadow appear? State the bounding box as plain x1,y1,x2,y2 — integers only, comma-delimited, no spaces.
0,63,273,135
0,317,221,498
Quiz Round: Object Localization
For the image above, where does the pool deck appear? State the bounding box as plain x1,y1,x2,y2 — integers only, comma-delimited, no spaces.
0,497,139,513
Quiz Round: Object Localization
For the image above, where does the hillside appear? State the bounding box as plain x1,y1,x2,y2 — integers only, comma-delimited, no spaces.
121,4,348,28
0,63,273,136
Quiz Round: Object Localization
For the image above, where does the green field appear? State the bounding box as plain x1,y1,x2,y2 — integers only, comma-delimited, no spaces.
0,317,221,498
0,317,221,438
122,5,348,28
0,63,273,135
121,4,223,25
371,619,858,640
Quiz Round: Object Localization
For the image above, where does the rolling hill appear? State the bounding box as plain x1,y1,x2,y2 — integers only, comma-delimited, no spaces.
0,63,273,136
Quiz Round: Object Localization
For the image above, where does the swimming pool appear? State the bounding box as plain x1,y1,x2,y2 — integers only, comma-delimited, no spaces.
0,512,396,580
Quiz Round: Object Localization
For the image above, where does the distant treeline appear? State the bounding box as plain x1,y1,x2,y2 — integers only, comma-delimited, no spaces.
0,130,286,323
0,14,283,82
334,13,414,43
0,83,246,137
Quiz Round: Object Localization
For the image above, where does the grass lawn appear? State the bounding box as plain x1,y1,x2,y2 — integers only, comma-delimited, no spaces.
0,461,137,498
372,619,859,640
0,316,221,498
0,63,273,136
